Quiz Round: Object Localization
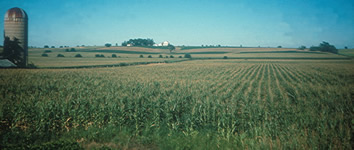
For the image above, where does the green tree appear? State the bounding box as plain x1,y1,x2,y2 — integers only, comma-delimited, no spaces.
310,41,338,54
3,37,24,66
298,45,306,50
105,43,112,47
168,44,175,53
121,41,128,46
122,38,155,46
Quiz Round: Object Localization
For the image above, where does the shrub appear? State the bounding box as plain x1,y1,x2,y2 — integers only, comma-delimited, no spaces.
184,54,192,58
148,55,152,58
41,53,48,57
44,50,52,53
178,56,182,58
170,55,174,58
277,46,282,48
95,54,105,57
223,56,228,59
75,54,82,57
70,48,76,52
166,56,169,58
105,43,112,47
27,62,37,68
309,46,320,51
298,46,306,50
140,55,144,58
159,55,163,58
112,54,117,58
65,49,69,52
57,54,64,57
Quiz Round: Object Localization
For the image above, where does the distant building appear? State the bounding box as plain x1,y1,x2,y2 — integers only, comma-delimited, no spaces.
127,43,133,46
162,41,169,46
154,41,170,47
0,59,17,68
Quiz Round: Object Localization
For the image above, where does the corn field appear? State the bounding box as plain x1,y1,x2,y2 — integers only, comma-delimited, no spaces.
0,60,353,149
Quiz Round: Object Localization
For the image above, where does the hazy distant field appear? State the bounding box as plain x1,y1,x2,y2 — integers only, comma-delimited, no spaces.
339,49,354,57
26,46,351,68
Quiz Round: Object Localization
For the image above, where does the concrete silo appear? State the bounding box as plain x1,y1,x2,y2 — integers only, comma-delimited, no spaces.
4,7,28,67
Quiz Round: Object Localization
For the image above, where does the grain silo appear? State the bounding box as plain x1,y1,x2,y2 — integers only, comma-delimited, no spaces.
4,7,28,67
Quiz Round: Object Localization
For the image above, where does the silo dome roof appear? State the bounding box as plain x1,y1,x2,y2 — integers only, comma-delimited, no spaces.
5,7,28,19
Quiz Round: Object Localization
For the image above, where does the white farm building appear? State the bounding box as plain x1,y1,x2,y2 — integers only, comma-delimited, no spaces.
154,41,170,47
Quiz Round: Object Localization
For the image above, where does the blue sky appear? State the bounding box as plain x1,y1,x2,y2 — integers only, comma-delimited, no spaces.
1,0,353,48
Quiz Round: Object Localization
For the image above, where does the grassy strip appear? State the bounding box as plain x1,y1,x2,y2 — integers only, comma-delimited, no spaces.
180,46,215,50
179,46,272,50
191,57,352,60
176,52,229,54
78,49,160,54
135,46,170,49
239,51,325,54
39,59,189,69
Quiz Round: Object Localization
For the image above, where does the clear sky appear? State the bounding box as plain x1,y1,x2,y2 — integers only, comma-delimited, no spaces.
1,0,353,48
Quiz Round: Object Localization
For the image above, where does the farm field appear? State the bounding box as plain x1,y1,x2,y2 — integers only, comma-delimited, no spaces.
339,49,354,57
29,57,185,68
0,59,353,149
27,46,351,68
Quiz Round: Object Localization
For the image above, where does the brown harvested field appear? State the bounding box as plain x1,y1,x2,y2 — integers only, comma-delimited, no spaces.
98,46,166,53
177,47,299,53
95,46,302,54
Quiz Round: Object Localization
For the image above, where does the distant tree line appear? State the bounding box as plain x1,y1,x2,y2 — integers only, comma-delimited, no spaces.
201,45,222,47
44,45,70,48
121,38,155,46
310,41,338,54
